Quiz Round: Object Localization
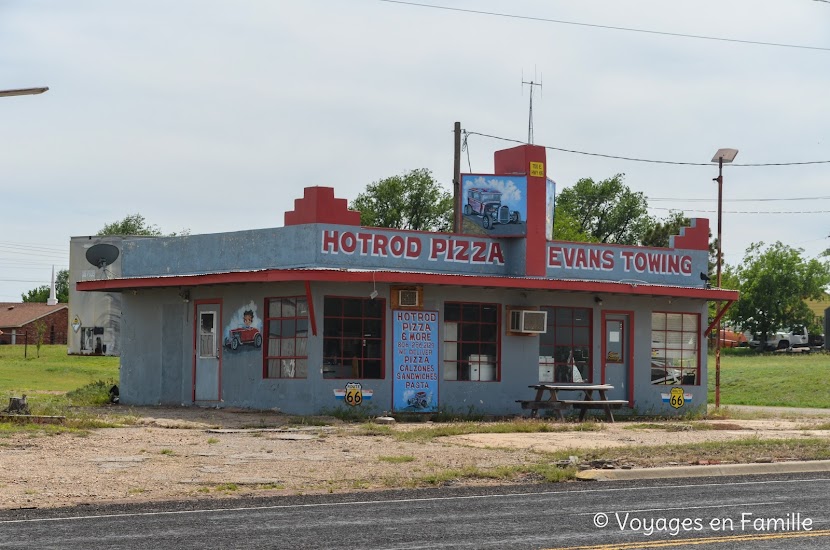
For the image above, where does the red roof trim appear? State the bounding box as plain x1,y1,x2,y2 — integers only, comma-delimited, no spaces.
77,269,738,300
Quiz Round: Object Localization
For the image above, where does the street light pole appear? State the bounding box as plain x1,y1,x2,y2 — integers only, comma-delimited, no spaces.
0,87,49,97
711,148,738,409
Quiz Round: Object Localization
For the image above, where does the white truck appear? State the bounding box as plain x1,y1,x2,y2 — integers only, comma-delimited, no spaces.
749,326,810,351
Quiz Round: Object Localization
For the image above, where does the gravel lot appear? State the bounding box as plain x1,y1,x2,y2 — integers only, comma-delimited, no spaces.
2,406,830,510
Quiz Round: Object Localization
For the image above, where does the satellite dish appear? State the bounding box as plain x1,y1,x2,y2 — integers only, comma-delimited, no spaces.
85,243,120,268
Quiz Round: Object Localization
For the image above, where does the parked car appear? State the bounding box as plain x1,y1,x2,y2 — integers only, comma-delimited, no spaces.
719,328,748,348
809,333,825,349
749,326,810,351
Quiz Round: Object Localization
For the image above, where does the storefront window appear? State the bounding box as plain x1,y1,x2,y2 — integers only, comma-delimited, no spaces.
538,306,591,383
651,312,699,385
443,302,500,381
322,297,385,379
264,297,309,378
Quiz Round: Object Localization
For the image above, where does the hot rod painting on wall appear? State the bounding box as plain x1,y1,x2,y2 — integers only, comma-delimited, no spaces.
224,301,263,352
460,174,527,237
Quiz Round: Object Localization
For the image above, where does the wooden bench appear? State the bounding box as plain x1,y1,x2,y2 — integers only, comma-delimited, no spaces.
557,399,629,422
516,400,570,411
518,384,628,422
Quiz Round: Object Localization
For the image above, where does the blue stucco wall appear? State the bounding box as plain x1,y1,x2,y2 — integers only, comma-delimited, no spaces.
118,281,707,417
121,225,525,279
121,226,316,277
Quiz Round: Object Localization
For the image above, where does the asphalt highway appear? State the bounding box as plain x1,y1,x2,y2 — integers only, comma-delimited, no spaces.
1,473,829,549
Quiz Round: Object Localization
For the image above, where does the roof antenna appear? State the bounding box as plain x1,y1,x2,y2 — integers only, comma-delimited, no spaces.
522,67,543,144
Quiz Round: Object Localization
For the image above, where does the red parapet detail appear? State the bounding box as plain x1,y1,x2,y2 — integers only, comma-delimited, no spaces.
671,218,710,251
494,144,546,176
284,186,361,226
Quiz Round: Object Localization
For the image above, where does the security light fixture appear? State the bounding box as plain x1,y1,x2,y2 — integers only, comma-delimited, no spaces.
711,148,739,163
594,296,603,306
0,87,49,97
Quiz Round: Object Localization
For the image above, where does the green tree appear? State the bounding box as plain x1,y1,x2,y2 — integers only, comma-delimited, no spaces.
21,269,69,303
640,211,690,248
727,242,830,347
552,206,596,242
350,169,453,232
34,320,47,357
97,213,162,236
96,214,189,236
555,174,652,245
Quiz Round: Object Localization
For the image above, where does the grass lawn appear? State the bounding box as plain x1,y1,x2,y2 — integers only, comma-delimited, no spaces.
708,349,830,408
0,344,119,394
2,344,830,411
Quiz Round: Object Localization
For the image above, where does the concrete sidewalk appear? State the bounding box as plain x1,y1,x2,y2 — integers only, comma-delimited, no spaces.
577,405,830,481
578,460,830,481
709,404,830,417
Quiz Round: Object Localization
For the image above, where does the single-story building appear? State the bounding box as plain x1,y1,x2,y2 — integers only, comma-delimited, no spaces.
76,144,738,416
67,236,124,355
0,302,68,346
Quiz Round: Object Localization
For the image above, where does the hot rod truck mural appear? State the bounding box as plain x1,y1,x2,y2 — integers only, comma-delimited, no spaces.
463,188,521,229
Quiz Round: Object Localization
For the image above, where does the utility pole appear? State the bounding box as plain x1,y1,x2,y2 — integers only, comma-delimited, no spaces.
453,122,462,233
522,74,542,144
710,148,738,409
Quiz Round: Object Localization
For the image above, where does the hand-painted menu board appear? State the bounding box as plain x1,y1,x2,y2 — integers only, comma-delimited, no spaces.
392,310,438,413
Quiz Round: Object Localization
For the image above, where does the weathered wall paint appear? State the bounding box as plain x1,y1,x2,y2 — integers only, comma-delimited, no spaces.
117,281,707,416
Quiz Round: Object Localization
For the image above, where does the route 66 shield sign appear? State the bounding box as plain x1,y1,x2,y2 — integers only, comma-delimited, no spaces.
344,382,363,407
669,387,685,409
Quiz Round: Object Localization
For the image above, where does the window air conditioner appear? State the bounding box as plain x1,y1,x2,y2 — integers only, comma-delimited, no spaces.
510,310,547,334
398,289,420,307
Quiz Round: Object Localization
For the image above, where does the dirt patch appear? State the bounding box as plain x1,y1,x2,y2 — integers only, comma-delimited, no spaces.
2,407,830,510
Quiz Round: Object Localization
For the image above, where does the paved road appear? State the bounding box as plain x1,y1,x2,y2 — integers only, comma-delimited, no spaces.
1,474,829,549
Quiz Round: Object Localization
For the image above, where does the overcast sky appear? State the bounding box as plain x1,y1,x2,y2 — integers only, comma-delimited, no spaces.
2,0,829,301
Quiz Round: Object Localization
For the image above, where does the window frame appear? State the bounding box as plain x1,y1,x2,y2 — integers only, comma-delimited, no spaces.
650,311,701,386
198,311,218,359
322,295,386,380
263,296,309,379
442,301,501,382
538,306,592,383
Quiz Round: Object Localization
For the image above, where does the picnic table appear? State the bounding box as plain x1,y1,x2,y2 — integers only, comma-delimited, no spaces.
517,383,629,422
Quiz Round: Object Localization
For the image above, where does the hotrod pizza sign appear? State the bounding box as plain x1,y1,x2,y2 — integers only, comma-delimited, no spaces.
321,230,505,265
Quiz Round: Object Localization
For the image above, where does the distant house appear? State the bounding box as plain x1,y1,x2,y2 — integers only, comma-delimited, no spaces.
0,303,69,345
807,294,829,323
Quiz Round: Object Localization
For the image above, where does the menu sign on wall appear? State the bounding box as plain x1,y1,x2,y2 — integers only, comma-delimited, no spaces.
392,310,439,413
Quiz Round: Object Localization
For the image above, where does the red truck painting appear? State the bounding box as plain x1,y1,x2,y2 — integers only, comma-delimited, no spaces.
463,188,521,229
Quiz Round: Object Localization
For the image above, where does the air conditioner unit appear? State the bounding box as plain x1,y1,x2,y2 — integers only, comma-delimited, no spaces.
398,289,420,307
510,310,547,334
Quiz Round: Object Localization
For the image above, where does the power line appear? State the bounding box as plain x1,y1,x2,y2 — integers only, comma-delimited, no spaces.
650,206,830,214
648,196,830,203
379,0,830,52
465,130,830,167
0,265,69,270
0,246,67,256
